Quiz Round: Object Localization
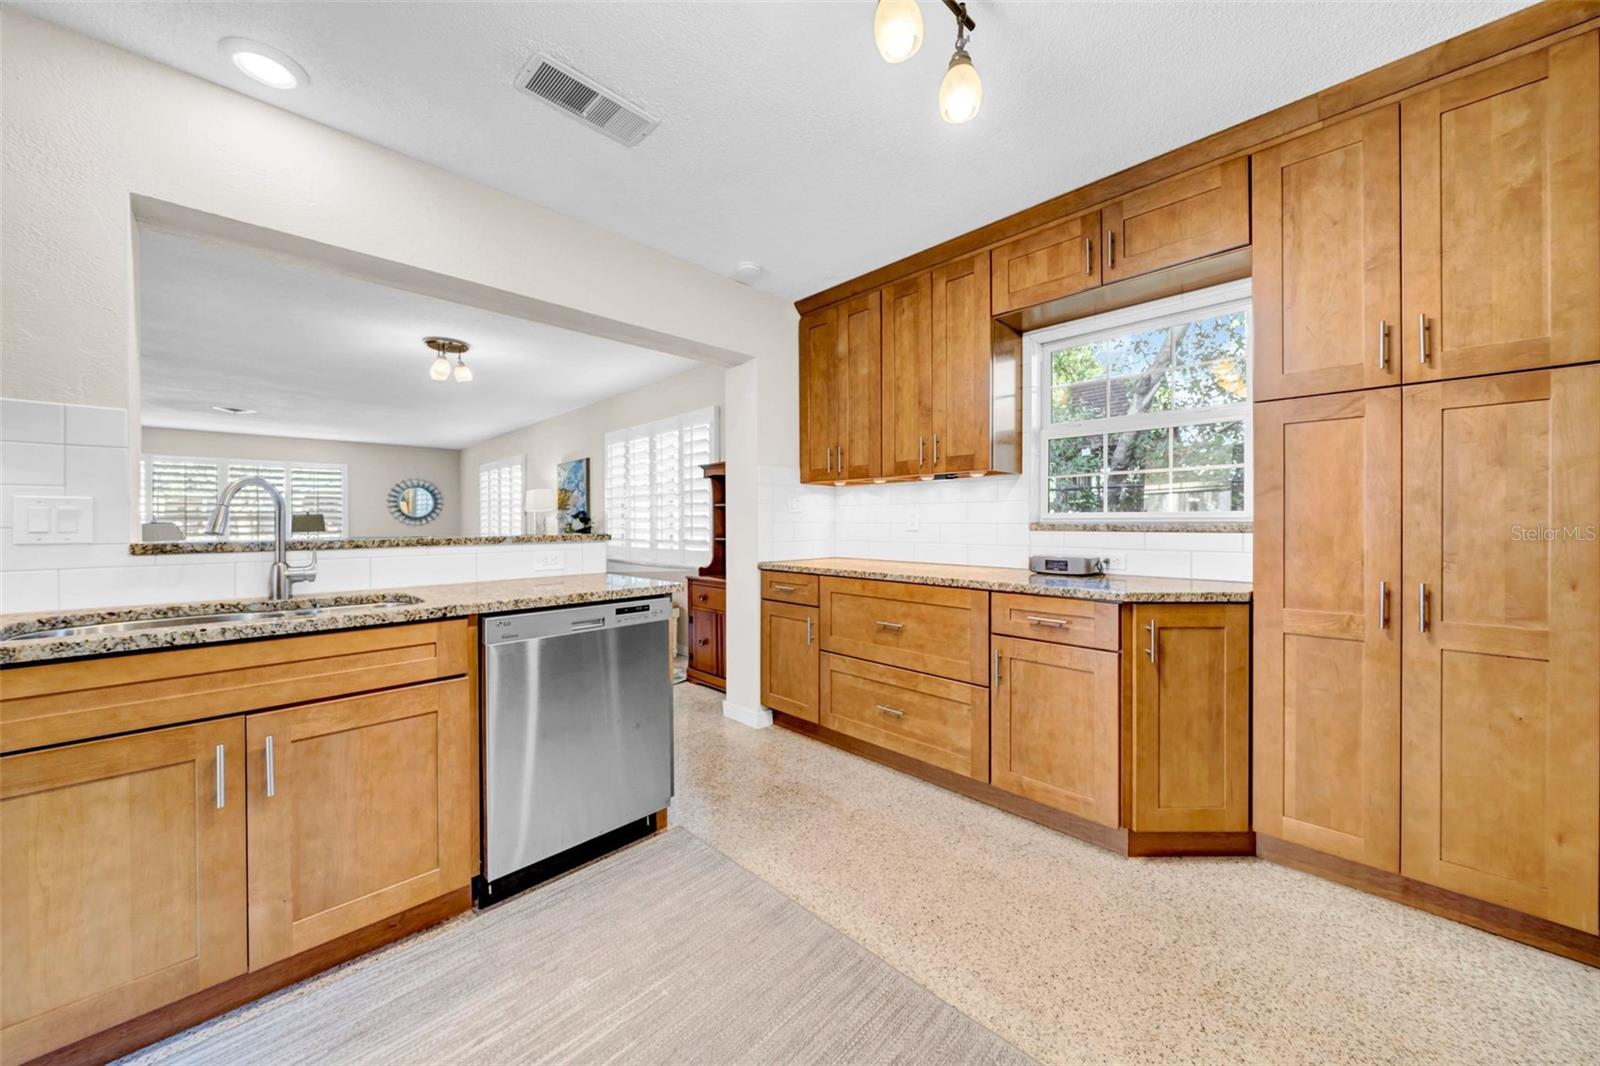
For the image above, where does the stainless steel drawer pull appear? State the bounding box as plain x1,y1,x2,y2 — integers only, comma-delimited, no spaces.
1378,319,1389,369
1024,615,1071,628
919,436,926,466
874,704,906,719
805,615,814,646
994,649,1003,684
1084,237,1093,275
1378,580,1389,629
1146,620,1158,665
264,735,276,798
874,620,905,631
1418,583,1429,634
826,446,834,473
932,433,939,466
215,744,226,810
770,583,798,592
1418,313,1430,364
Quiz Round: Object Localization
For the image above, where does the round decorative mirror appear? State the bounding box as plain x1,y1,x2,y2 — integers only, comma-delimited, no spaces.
388,479,442,525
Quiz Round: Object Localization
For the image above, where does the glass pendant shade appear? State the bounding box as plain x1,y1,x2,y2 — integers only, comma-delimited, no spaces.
429,354,451,381
939,50,982,124
874,0,924,63
453,358,473,383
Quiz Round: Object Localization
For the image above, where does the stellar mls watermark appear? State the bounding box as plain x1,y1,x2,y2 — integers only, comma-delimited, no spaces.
1510,524,1598,542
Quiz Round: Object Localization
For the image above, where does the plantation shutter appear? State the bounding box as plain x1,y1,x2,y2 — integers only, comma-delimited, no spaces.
478,456,524,536
603,406,719,566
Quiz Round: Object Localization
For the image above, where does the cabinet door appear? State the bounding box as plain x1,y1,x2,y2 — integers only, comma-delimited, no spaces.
798,305,840,483
762,601,820,722
689,607,721,677
246,679,476,968
1401,32,1600,382
881,272,934,477
1401,366,1600,932
931,251,993,474
1,721,246,1065
990,211,1100,314
1252,107,1401,401
837,290,883,481
991,636,1120,827
1130,604,1250,832
1102,157,1250,284
1253,390,1401,869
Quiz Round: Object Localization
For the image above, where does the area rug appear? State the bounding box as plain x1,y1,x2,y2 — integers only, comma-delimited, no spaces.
123,828,1032,1065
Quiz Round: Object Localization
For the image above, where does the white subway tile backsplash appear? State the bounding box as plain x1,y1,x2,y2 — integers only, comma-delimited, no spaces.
476,549,565,581
1191,551,1253,583
1143,531,1245,552
1115,550,1193,579
63,445,131,543
368,552,477,589
64,405,128,447
1,399,65,444
1,441,65,485
58,563,236,609
0,482,64,529
0,569,59,613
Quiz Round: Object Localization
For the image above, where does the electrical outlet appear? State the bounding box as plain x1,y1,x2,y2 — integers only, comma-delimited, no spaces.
787,495,801,514
533,552,561,569
906,507,920,533
1100,552,1127,573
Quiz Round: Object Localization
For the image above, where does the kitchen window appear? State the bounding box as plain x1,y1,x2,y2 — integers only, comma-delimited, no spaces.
478,455,525,536
604,406,719,567
139,455,347,538
1029,280,1251,521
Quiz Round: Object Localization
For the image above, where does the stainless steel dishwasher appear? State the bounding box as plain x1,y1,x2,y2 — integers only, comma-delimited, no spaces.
480,596,672,897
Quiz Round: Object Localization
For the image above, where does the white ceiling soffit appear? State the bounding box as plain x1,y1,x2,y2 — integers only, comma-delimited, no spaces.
19,1,1535,298
136,229,700,450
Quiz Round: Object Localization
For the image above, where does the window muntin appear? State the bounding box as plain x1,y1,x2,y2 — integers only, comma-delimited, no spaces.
603,406,719,567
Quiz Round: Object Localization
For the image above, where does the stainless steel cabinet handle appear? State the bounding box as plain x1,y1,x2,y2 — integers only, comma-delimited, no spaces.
918,435,925,466
1145,620,1158,664
805,615,814,646
1084,237,1092,275
932,433,940,466
826,446,833,473
1024,615,1071,628
1108,231,1116,269
874,704,905,719
1378,580,1389,629
771,583,798,592
1378,319,1389,369
1418,313,1430,364
1418,583,1429,633
265,734,276,798
994,649,1003,685
839,447,845,474
874,620,904,631
215,744,226,810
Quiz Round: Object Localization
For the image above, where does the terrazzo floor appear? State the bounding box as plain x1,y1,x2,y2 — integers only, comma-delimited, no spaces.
669,683,1600,1065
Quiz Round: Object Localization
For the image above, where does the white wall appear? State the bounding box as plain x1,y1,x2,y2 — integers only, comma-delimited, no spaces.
458,363,724,534
141,428,464,537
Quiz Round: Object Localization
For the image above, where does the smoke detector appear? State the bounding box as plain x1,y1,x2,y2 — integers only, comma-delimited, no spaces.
512,53,659,147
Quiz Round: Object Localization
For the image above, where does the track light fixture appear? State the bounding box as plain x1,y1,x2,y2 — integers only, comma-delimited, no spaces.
875,1,982,124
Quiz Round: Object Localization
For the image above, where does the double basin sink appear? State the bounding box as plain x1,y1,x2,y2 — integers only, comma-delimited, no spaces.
3,593,425,642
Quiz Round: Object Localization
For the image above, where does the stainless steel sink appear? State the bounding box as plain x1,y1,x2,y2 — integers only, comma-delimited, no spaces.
4,595,424,642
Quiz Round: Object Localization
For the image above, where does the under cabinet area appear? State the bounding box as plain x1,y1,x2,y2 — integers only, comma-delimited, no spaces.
0,620,478,1065
762,566,1252,856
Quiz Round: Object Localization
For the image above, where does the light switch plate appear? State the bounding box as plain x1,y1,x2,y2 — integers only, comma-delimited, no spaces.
12,495,94,544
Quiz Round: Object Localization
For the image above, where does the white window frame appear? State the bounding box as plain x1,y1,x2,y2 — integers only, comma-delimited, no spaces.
1025,278,1252,524
477,455,525,536
139,454,349,539
603,405,720,568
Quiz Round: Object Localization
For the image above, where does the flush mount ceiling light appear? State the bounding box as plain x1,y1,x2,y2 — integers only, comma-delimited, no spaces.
423,336,472,383
218,37,308,90
873,0,924,63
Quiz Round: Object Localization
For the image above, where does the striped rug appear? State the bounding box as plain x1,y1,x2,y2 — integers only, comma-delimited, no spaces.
124,828,1031,1065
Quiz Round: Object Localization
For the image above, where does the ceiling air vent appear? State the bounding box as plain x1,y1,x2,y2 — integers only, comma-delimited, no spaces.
512,54,658,147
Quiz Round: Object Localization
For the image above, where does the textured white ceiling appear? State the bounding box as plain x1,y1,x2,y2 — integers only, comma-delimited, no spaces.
20,1,1532,298
137,230,698,449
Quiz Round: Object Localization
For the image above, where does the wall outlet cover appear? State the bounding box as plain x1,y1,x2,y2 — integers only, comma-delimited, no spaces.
12,495,94,544
1100,552,1127,572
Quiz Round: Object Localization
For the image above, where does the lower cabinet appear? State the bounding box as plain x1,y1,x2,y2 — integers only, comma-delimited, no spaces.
991,635,1120,827
761,600,819,722
0,720,248,1066
686,577,727,691
246,679,476,968
820,653,989,780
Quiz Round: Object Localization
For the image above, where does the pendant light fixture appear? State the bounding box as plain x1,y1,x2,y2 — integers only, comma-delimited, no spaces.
873,0,924,63
423,336,471,383
937,1,981,124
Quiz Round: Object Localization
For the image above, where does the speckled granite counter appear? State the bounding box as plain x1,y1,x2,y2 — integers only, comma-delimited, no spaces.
759,558,1250,604
0,573,678,665
130,533,609,555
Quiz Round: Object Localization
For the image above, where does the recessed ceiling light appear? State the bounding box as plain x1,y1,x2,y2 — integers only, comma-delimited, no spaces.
732,261,764,285
211,405,256,415
219,37,308,90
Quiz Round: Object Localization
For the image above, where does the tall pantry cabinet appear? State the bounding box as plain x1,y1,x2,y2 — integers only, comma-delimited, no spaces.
1252,30,1600,935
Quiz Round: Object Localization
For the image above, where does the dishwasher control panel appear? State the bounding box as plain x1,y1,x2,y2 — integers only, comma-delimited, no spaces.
481,596,671,645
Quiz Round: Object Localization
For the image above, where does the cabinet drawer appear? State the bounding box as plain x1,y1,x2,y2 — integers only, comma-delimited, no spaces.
820,654,988,780
761,571,819,606
990,593,1120,651
687,580,726,613
819,577,989,684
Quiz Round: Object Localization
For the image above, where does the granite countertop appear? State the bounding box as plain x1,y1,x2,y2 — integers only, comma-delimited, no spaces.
759,558,1251,603
0,573,678,665
130,533,610,555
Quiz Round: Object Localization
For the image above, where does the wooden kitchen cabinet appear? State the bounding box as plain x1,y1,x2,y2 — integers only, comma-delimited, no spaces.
761,600,820,722
245,678,477,968
991,635,1120,827
819,576,989,685
1401,31,1600,383
1251,107,1401,401
798,293,882,483
799,303,841,483
881,271,934,477
1253,389,1402,870
990,210,1100,315
686,576,727,690
1129,604,1251,833
1400,365,1600,932
930,252,995,474
820,653,989,780
1101,157,1249,284
0,720,248,1066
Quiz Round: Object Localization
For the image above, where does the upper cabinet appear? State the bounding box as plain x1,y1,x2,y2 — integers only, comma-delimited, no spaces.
798,305,840,483
930,252,994,474
991,211,1101,315
799,293,883,483
1101,157,1250,284
1401,31,1599,383
881,272,934,478
1252,108,1401,401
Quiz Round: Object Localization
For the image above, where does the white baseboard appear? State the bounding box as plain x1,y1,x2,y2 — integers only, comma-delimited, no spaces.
721,699,773,729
